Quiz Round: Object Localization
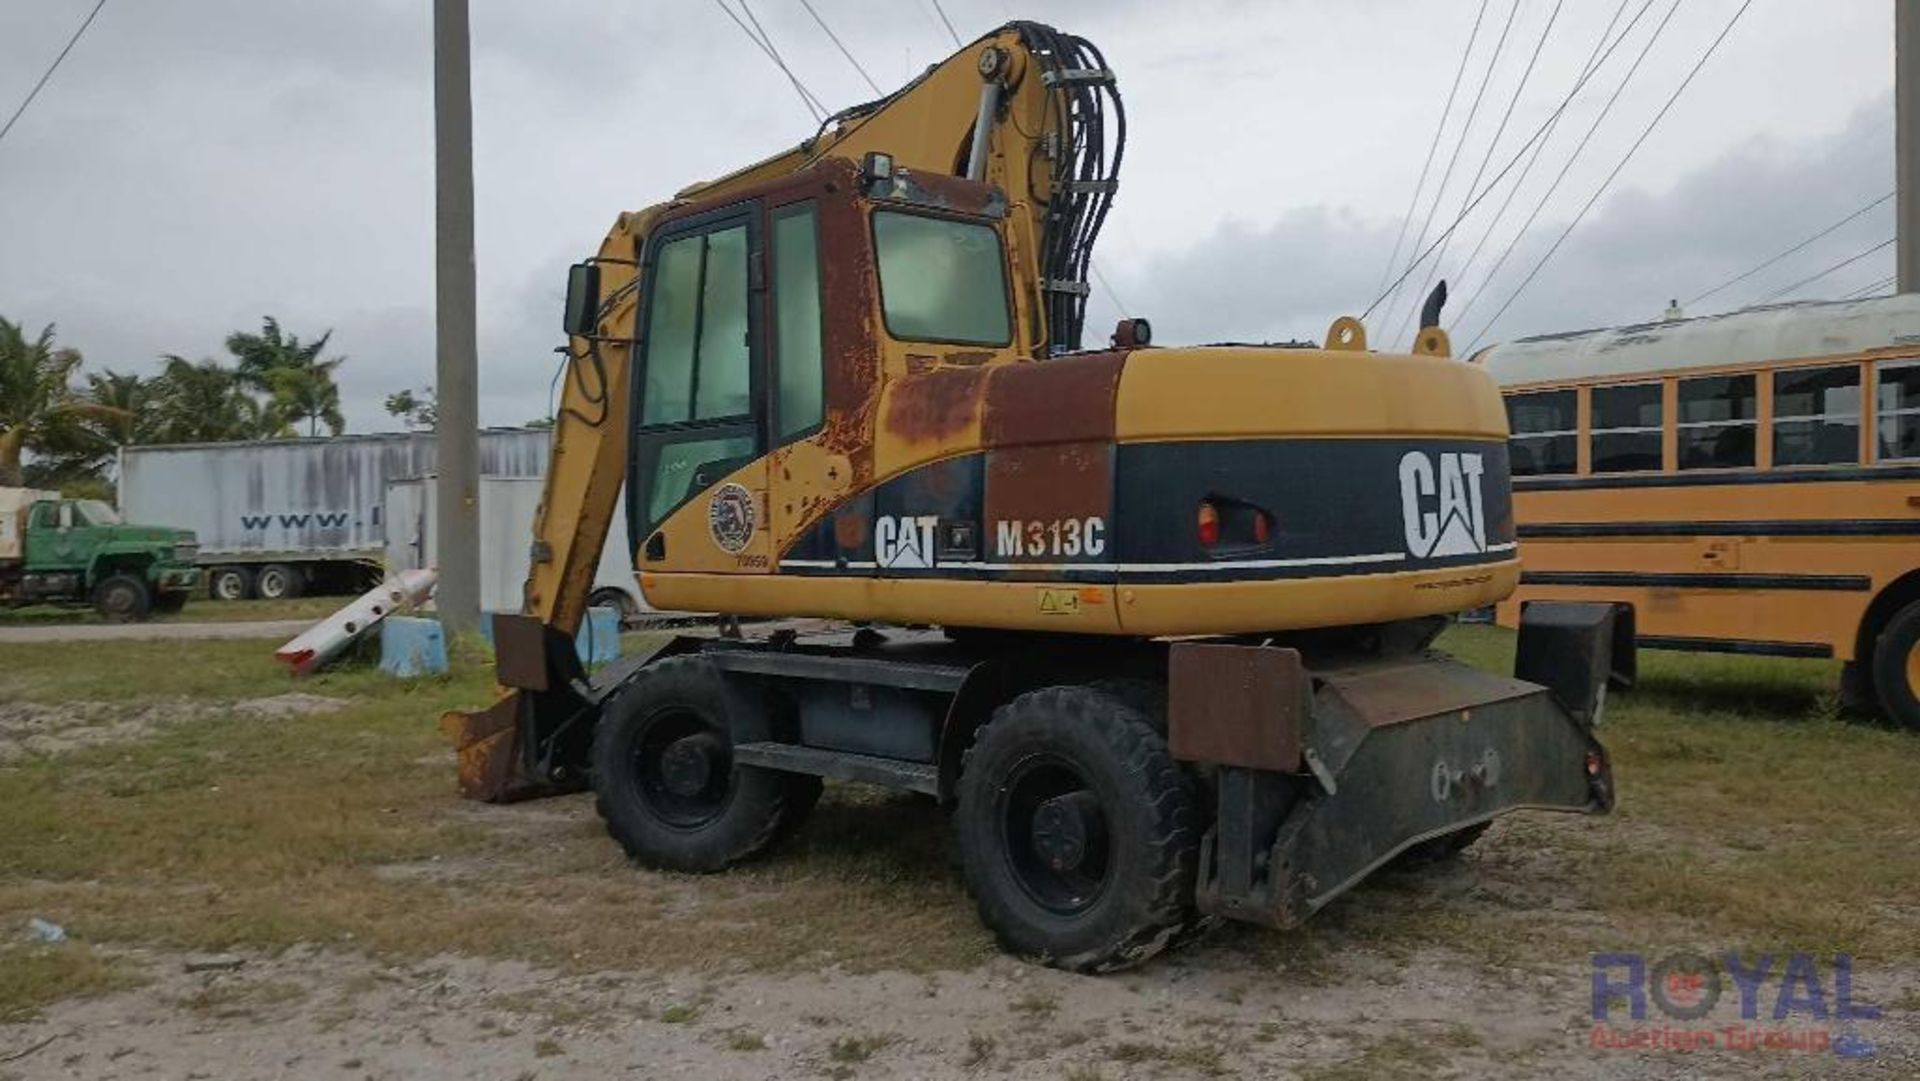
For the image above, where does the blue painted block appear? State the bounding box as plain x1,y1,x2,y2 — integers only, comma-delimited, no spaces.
474,607,622,667
380,615,449,677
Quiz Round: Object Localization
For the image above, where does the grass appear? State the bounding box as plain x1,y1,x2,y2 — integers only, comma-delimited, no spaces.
1295,1033,1452,1081
0,943,141,1023
827,1033,894,1063
0,620,1915,1029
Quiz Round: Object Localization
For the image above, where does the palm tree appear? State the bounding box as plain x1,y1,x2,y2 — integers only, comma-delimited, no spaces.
150,355,276,443
0,318,124,487
269,364,345,437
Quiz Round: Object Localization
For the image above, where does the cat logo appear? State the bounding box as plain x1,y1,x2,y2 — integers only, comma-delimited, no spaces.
1398,451,1487,559
875,515,938,569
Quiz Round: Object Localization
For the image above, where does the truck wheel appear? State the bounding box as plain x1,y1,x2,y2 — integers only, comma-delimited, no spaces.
956,686,1199,972
589,587,641,628
1871,600,1920,731
208,566,253,601
93,574,152,623
255,563,302,600
591,655,816,872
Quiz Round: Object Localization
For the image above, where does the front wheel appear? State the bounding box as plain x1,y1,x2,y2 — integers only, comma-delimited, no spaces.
94,574,152,623
208,566,253,601
591,656,819,872
956,685,1200,972
1871,600,1920,731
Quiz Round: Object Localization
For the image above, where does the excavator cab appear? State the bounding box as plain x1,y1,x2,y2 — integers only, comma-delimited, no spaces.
445,21,1629,972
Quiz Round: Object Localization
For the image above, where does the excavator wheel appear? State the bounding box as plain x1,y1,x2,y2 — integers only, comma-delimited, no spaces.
956,685,1200,972
591,655,816,873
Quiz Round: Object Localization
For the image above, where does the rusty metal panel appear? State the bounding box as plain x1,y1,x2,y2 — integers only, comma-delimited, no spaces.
1168,642,1306,772
490,612,551,691
1317,657,1536,731
983,351,1126,446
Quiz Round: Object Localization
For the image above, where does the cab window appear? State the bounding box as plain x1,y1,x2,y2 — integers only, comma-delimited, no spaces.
872,211,1011,345
641,225,751,425
772,203,824,440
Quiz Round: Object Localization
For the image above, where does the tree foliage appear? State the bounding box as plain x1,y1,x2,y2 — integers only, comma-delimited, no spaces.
384,386,438,431
0,318,126,487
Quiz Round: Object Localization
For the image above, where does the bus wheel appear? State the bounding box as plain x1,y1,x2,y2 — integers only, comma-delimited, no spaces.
1870,601,1920,731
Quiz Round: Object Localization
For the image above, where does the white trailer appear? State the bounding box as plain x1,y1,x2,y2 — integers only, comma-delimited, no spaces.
119,429,550,600
383,475,649,622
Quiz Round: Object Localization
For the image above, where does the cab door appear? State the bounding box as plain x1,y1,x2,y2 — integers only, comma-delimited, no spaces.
23,501,81,570
628,205,772,573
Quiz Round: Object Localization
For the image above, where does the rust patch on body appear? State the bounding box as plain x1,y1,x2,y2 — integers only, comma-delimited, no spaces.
984,350,1129,447
886,365,988,443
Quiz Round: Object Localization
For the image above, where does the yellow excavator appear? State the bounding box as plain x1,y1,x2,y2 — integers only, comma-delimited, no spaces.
446,21,1629,970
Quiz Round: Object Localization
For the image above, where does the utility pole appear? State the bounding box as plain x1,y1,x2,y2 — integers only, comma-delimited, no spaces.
433,0,481,636
1901,0,1920,292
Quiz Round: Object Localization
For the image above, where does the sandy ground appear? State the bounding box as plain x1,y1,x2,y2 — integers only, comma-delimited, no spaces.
0,621,313,645
0,694,347,762
3,935,1911,1081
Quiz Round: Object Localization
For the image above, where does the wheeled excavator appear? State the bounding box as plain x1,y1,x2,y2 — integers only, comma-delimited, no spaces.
445,21,1630,970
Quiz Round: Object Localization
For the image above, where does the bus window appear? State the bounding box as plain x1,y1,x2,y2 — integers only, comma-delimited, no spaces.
1677,374,1756,470
1589,382,1662,473
1774,365,1861,467
1506,389,1576,476
1877,360,1920,461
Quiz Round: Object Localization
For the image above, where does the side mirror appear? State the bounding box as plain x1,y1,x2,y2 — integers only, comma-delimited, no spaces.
562,262,601,338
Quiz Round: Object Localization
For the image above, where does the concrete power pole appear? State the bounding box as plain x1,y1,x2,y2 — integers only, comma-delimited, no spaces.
433,0,482,637
1901,0,1920,292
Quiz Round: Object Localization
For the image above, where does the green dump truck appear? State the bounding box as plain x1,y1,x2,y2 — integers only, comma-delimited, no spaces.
0,488,201,621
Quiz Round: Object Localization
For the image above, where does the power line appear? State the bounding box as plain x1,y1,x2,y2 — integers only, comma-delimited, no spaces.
712,0,825,121
1375,0,1492,301
1448,0,1676,333
739,0,829,117
1378,0,1522,333
1089,262,1131,318
0,0,108,149
1460,0,1755,353
1362,0,1661,321
1841,273,1898,300
1758,237,1894,304
798,0,883,97
1685,191,1893,307
1394,0,1566,347
928,0,963,48
1448,0,1630,310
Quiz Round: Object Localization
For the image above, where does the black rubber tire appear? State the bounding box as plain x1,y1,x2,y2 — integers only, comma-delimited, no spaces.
93,574,152,623
1871,600,1920,731
956,685,1200,972
591,655,815,873
255,563,302,600
152,592,188,615
208,566,253,602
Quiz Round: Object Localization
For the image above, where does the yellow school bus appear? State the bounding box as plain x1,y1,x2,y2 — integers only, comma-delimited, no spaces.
1475,295,1920,729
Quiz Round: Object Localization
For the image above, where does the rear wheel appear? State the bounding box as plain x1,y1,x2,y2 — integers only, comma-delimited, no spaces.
255,563,302,600
208,566,253,601
93,574,152,623
956,686,1199,972
1871,600,1920,731
591,656,817,872
589,587,641,628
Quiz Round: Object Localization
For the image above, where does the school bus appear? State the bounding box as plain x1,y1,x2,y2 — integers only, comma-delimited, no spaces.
1474,295,1920,729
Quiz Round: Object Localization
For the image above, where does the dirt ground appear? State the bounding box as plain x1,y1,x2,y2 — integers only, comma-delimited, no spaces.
3,630,1917,1080
5,795,1914,1081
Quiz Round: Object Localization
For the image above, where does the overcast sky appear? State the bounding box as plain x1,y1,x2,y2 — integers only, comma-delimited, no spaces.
0,0,1899,431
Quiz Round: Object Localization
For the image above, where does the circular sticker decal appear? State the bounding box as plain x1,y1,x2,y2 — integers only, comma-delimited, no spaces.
707,483,757,554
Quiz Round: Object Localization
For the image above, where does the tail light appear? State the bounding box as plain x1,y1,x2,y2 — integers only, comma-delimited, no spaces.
1196,501,1220,547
